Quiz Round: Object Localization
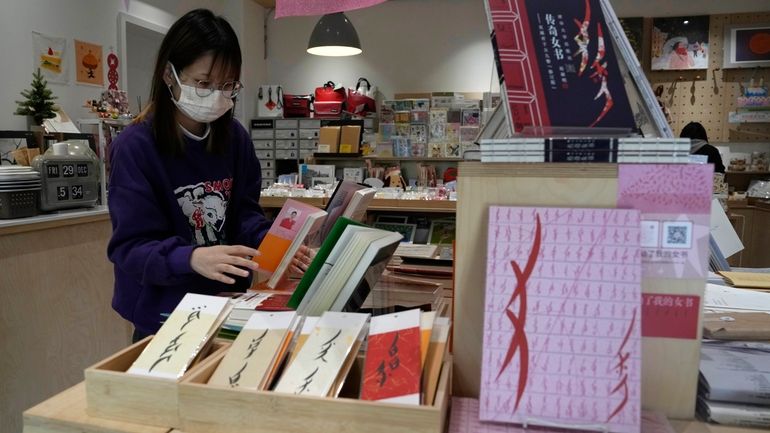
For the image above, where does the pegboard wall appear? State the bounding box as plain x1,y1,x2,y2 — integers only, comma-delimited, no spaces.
644,13,770,143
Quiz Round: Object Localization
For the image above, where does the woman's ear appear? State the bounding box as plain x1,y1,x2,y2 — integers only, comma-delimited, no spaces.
163,63,174,88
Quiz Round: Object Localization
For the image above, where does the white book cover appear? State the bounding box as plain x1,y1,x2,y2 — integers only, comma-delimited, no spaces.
698,397,770,429
275,312,369,397
329,229,403,312
296,225,368,315
340,187,377,222
700,344,770,405
209,311,297,390
128,294,230,380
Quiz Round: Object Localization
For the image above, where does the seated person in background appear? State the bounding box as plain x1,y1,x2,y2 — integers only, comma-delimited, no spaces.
680,121,726,173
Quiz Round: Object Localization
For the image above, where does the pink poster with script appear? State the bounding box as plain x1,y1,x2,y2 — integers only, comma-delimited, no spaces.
617,164,712,280
481,206,642,433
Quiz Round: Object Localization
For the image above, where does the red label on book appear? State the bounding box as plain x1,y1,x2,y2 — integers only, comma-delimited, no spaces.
361,327,421,401
641,294,700,339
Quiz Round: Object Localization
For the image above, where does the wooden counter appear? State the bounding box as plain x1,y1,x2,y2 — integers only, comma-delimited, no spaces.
726,200,770,267
2,207,131,433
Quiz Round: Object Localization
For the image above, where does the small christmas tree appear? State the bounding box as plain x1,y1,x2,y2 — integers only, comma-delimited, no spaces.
14,68,59,126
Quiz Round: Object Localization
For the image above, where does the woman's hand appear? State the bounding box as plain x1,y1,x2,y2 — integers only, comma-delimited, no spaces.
289,245,316,276
190,245,260,284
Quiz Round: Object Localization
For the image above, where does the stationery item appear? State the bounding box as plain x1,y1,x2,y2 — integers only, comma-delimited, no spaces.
339,125,362,153
253,199,327,288
697,398,770,429
719,272,770,290
704,283,770,313
315,180,373,245
318,126,341,153
703,312,770,340
412,98,430,111
459,126,478,144
275,311,369,397
710,199,743,259
299,164,336,188
380,123,396,141
423,317,450,405
128,294,231,379
208,311,297,390
342,167,365,184
360,309,422,404
481,206,642,432
410,123,427,144
411,110,429,124
461,108,480,126
429,109,448,143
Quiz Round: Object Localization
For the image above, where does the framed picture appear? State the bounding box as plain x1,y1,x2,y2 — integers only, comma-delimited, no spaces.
373,222,416,243
619,17,644,63
428,219,456,246
651,16,709,71
723,23,770,69
376,215,409,224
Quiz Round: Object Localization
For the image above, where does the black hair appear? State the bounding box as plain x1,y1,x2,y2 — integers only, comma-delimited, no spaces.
679,121,709,142
139,9,242,155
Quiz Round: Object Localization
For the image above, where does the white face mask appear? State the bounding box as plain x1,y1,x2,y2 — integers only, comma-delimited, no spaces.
168,63,234,123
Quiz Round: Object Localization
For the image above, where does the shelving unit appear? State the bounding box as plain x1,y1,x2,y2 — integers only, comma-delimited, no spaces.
259,196,456,214
313,155,462,163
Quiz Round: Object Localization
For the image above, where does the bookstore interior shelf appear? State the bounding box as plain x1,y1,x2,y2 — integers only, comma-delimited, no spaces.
259,196,456,213
312,154,462,163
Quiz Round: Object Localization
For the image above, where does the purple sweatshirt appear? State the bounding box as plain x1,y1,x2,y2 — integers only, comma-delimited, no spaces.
107,119,272,334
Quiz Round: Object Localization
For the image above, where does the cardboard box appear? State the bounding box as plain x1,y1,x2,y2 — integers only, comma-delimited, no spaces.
84,336,229,428
339,125,362,153
318,126,340,153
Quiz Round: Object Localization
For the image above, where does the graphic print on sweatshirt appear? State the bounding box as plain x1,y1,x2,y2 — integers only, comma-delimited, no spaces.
174,178,233,246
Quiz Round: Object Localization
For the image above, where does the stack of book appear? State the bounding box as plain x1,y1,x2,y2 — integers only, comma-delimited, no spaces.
361,273,445,314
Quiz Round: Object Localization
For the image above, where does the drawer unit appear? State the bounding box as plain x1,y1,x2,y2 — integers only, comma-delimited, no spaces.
275,129,298,139
250,129,274,140
364,117,375,130
299,129,320,139
275,140,298,150
255,149,274,160
259,159,274,170
261,179,274,189
299,148,315,159
275,119,298,129
261,169,275,179
299,139,319,150
275,149,298,159
252,140,274,150
299,119,321,129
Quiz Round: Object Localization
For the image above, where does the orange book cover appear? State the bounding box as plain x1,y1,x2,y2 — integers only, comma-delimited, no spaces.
253,199,325,274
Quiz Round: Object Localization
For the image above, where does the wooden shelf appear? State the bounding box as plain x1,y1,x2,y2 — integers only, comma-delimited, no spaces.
259,196,456,213
726,171,770,175
313,155,462,162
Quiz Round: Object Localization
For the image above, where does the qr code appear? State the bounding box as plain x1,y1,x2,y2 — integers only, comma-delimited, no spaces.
662,221,693,249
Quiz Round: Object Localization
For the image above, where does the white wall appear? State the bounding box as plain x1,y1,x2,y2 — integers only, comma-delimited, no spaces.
265,0,497,98
0,0,265,130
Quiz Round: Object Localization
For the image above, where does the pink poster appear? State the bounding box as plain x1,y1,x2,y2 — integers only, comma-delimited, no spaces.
275,0,387,18
617,164,712,279
481,206,642,433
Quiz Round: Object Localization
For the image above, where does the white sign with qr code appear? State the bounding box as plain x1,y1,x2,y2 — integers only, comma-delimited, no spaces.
662,221,693,249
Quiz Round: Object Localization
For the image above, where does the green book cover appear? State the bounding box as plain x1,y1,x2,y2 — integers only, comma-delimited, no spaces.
287,217,365,309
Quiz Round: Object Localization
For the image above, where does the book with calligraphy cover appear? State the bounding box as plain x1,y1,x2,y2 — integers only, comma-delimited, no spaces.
128,293,231,380
208,311,297,390
360,309,422,404
274,311,369,397
253,198,327,289
287,316,320,365
480,206,642,433
484,0,636,133
423,316,451,405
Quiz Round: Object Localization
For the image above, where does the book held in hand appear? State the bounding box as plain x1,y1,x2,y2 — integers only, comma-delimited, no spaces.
360,309,422,405
253,198,327,289
128,293,231,380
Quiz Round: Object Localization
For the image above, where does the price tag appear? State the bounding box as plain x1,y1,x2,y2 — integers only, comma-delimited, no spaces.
62,164,75,177
47,164,59,178
77,163,89,177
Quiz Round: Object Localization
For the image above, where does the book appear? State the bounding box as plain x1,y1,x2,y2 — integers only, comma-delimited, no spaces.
208,311,297,390
360,309,422,405
484,0,636,132
420,311,437,367
127,294,231,380
395,243,439,259
480,206,642,432
697,397,770,429
275,311,369,397
703,312,770,340
222,292,273,324
253,199,327,289
719,272,770,290
340,187,377,222
699,343,770,406
287,316,320,365
422,317,450,406
313,180,368,246
330,228,403,312
287,217,365,309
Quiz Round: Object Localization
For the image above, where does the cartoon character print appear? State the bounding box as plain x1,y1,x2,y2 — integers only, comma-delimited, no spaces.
175,180,231,246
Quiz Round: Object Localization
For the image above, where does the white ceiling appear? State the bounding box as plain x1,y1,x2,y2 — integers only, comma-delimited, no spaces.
610,0,770,17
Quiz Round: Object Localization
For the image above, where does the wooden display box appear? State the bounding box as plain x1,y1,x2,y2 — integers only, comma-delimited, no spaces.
84,336,229,428
178,349,453,433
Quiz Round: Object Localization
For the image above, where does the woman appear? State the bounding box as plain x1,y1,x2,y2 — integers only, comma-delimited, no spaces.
107,9,272,341
680,121,726,173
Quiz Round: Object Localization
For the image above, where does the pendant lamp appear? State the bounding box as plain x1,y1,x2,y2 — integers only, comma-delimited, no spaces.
307,12,362,56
